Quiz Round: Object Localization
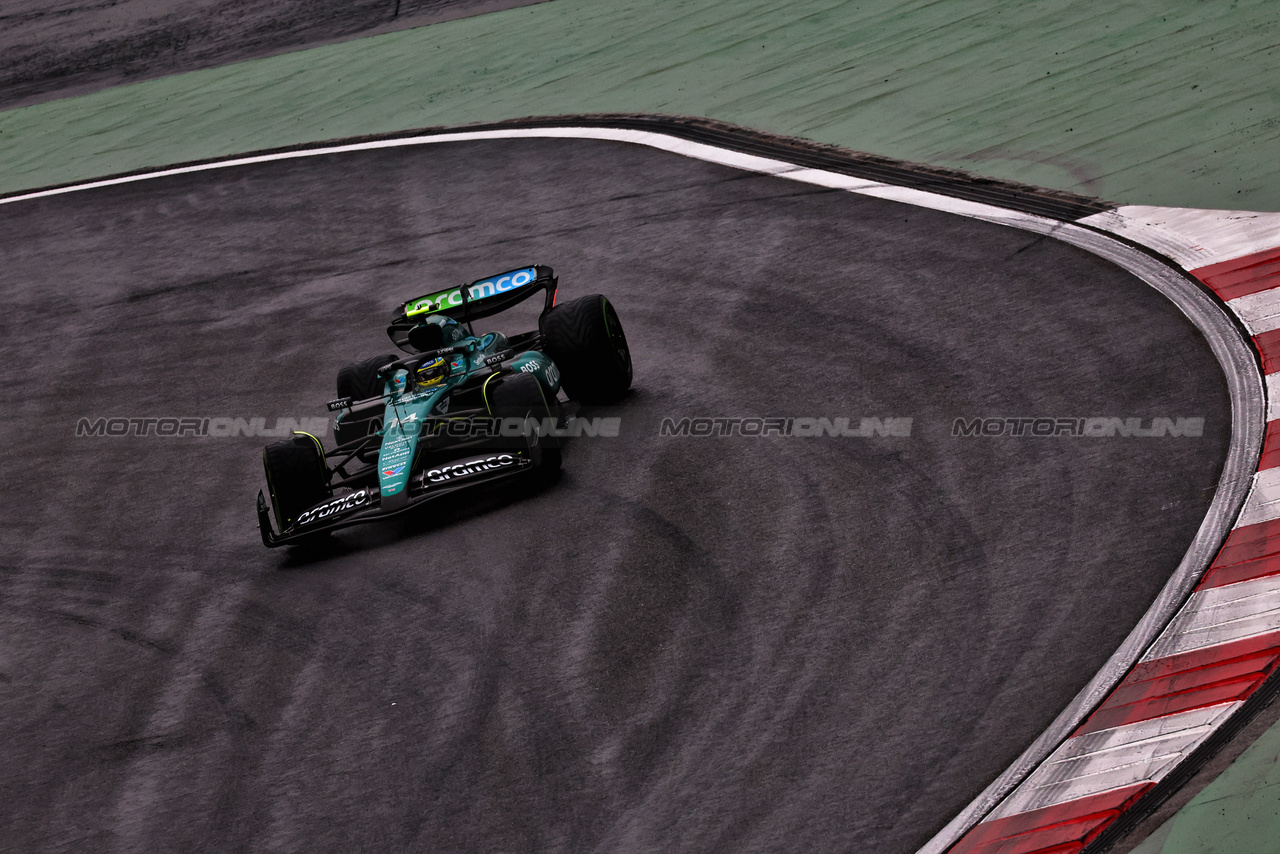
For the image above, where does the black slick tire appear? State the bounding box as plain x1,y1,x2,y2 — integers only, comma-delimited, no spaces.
336,353,397,401
539,294,632,404
263,434,331,531
484,372,562,476
335,353,396,451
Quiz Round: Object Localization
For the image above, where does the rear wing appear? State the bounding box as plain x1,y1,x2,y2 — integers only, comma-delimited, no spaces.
388,265,557,352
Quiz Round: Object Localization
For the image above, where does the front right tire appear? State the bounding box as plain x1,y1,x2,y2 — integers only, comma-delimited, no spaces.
263,433,331,531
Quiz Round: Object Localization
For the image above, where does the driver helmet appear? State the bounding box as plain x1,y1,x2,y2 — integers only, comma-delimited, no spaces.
414,356,449,389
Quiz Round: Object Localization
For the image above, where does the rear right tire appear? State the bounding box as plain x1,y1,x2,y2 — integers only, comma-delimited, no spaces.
336,353,397,401
334,353,396,451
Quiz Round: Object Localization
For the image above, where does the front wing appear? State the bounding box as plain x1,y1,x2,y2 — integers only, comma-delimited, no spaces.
258,447,538,547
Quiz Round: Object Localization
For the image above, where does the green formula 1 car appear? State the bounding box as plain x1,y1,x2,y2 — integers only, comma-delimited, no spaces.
256,265,631,547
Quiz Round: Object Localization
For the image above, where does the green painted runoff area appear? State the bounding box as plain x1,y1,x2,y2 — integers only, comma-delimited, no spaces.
0,0,1277,209
1134,714,1280,854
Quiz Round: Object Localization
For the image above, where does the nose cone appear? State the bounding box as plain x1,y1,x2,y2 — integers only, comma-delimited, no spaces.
378,431,415,506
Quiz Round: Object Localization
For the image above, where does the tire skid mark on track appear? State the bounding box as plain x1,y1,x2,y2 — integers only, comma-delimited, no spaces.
106,579,252,852
941,215,1280,852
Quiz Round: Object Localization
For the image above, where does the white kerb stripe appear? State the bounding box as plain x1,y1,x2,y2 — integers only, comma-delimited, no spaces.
1079,206,1280,270
1235,466,1280,529
985,702,1240,820
1268,373,1280,422
1228,287,1280,336
1142,571,1280,660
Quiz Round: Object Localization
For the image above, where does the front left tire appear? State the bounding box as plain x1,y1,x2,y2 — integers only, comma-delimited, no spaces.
484,371,562,477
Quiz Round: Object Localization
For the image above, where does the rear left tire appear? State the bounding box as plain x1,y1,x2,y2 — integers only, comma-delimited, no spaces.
539,294,632,404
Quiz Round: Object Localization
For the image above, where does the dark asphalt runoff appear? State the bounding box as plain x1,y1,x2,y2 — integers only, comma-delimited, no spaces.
0,138,1230,852
0,0,551,110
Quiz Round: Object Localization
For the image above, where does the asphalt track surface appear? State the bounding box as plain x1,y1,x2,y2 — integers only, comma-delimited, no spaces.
0,0,550,110
0,138,1231,852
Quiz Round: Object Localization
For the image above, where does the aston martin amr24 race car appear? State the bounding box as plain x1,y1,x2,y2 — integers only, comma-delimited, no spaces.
256,265,631,547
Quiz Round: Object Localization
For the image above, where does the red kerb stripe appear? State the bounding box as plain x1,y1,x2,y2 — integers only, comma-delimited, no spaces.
1104,654,1279,708
948,785,1150,854
1254,333,1280,379
1076,679,1259,735
1199,550,1280,588
1191,247,1280,301
1125,631,1280,681
1069,634,1280,735
1213,517,1280,568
